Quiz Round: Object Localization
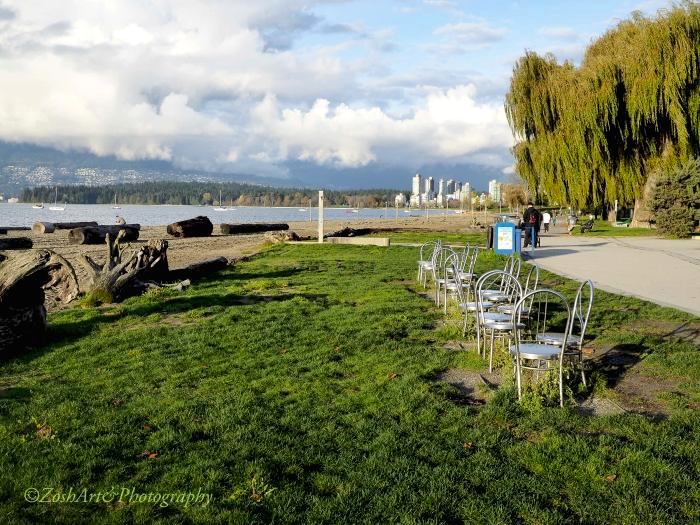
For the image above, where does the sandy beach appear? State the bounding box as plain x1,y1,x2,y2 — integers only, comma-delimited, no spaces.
2,214,490,300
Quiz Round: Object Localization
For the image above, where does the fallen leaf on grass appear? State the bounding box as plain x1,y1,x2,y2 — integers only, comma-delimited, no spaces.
387,373,398,380
137,450,158,460
604,474,617,482
36,424,54,440
463,442,473,449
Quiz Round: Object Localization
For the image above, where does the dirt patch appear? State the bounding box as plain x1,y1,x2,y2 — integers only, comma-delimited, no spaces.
576,397,626,417
609,371,681,418
438,368,502,405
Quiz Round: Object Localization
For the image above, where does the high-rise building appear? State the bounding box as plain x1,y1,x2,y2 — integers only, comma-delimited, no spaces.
446,179,455,194
438,178,445,196
412,173,422,197
488,179,502,203
425,176,434,194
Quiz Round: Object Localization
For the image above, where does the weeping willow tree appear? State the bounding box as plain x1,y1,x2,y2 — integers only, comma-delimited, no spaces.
505,2,700,221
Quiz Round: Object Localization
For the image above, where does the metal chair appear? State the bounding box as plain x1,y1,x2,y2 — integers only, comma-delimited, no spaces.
432,247,457,305
475,270,524,370
481,254,521,302
417,240,441,287
536,279,594,386
510,289,573,407
497,264,540,317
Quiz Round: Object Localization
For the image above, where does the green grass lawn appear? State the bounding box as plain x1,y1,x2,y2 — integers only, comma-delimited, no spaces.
571,219,657,237
369,231,486,245
1,244,698,523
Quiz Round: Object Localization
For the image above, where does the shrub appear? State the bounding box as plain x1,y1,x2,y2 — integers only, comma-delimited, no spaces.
650,158,700,238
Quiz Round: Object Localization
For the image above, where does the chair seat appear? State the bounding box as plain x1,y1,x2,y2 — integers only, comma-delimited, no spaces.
509,343,561,360
536,332,581,347
497,305,531,315
458,272,476,279
480,312,511,323
482,293,510,302
445,281,469,290
487,321,525,330
460,301,493,311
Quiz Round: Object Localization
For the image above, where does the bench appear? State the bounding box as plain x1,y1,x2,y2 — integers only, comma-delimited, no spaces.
614,218,631,228
580,219,595,234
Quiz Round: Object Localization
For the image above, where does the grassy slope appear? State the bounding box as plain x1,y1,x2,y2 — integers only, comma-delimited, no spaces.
0,243,698,524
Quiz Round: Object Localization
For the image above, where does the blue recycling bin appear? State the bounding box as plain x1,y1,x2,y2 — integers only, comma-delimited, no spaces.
493,222,517,255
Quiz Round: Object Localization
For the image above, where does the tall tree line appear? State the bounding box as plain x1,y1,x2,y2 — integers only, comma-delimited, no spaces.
505,2,700,215
21,182,400,207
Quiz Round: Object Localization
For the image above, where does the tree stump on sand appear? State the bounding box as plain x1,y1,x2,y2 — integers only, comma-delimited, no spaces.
33,221,99,234
0,238,33,250
220,223,289,235
0,250,79,354
167,216,213,238
81,232,169,304
68,225,140,245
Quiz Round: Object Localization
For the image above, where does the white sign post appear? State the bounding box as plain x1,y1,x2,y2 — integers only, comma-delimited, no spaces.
318,190,324,243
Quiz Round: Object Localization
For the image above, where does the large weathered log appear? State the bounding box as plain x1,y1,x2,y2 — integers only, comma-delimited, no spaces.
0,237,33,250
220,223,289,235
167,216,213,238
0,250,79,354
0,226,31,231
33,221,99,234
68,225,140,245
168,257,228,281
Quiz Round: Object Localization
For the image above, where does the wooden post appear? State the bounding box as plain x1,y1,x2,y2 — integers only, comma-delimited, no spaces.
318,190,324,243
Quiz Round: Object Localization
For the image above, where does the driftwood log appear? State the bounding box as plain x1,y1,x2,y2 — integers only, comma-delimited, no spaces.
81,232,169,303
0,237,33,250
33,221,98,234
169,257,228,281
68,224,140,245
220,223,289,235
167,216,213,238
0,250,79,354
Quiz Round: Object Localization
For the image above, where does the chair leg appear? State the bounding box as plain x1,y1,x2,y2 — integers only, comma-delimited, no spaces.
559,364,564,408
488,329,495,373
462,309,469,337
515,359,522,400
444,286,448,314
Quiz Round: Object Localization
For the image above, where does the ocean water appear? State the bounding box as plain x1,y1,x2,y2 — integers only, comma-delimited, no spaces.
0,203,459,227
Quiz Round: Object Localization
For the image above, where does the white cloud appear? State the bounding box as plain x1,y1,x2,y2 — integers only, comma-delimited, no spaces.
0,0,515,175
250,85,514,168
434,21,507,43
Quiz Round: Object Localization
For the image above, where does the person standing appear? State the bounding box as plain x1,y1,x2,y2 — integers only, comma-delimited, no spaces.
542,210,551,232
522,201,541,248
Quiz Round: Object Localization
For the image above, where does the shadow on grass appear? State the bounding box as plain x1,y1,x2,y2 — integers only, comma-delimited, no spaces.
593,343,648,389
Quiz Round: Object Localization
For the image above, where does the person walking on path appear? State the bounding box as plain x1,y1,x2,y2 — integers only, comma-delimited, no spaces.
542,210,551,233
522,201,541,248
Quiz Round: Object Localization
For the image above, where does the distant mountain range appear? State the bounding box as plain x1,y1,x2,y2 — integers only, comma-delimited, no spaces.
0,141,505,196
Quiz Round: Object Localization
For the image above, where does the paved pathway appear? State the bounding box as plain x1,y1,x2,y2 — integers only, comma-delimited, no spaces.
529,233,700,316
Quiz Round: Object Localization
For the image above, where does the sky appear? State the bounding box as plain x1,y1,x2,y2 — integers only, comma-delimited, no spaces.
0,0,673,186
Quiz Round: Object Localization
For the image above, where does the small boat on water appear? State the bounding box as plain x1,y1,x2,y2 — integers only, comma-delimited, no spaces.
298,208,306,212
32,203,44,209
49,187,65,211
112,193,121,209
7,197,18,204
214,190,228,211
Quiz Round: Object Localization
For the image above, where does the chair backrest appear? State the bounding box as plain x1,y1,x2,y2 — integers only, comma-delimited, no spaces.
475,270,522,318
572,279,594,342
419,240,441,261
458,243,471,271
523,265,540,296
443,252,461,280
432,247,456,280
513,289,572,358
466,246,479,276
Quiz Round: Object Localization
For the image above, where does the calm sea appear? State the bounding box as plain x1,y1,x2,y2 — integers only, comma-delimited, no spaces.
0,203,458,227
